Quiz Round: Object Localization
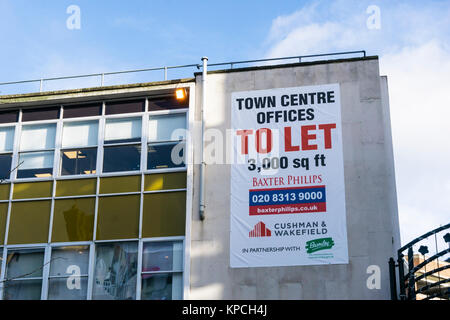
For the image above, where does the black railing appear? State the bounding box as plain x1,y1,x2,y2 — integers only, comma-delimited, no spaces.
389,223,450,300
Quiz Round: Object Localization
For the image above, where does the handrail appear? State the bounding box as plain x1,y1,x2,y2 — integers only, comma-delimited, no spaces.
0,50,367,94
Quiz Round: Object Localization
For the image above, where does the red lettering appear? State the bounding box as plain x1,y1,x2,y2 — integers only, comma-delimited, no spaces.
318,123,336,149
301,125,317,150
236,129,253,154
284,127,300,152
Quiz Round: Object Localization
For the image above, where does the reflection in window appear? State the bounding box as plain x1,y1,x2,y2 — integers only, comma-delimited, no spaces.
48,246,89,300
105,118,141,144
93,242,138,300
147,142,185,170
62,121,98,148
52,198,95,242
0,126,15,180
141,242,183,300
3,249,44,300
147,113,186,170
148,113,186,142
20,124,56,151
103,145,141,173
61,148,97,175
17,151,54,178
0,153,12,179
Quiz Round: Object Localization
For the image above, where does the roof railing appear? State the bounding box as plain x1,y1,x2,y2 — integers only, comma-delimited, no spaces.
0,50,366,95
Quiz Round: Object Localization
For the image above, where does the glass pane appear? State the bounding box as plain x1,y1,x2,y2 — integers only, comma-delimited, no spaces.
13,181,53,199
148,113,186,142
0,202,8,245
48,277,88,300
105,118,141,144
147,142,185,170
20,123,56,151
8,201,51,244
50,246,89,276
61,148,97,176
55,178,96,197
0,110,19,124
148,96,189,111
144,172,186,191
100,175,140,194
63,103,102,119
52,198,95,242
141,273,182,300
142,191,186,238
0,153,12,179
6,249,45,278
0,126,15,152
3,279,42,300
22,107,59,122
93,242,138,300
62,121,98,148
96,195,140,240
103,145,141,173
142,242,183,273
0,183,10,200
105,100,144,115
17,151,54,179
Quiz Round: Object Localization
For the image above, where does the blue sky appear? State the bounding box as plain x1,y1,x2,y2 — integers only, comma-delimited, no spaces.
1,0,450,249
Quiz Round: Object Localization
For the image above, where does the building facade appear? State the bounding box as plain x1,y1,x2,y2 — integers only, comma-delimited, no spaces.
0,55,401,299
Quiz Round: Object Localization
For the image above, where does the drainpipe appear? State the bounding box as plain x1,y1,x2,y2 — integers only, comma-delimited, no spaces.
199,57,208,221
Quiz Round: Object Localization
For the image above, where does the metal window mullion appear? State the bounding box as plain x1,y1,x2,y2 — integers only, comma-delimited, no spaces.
183,84,195,300
47,178,57,244
136,239,143,300
41,245,51,300
11,111,22,180
0,247,8,299
52,131,62,178
87,243,95,300
141,102,149,174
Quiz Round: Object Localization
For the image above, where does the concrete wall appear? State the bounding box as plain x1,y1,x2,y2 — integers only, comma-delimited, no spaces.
189,57,401,299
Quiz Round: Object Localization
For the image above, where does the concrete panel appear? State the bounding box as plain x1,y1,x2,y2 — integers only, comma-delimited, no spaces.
190,57,400,300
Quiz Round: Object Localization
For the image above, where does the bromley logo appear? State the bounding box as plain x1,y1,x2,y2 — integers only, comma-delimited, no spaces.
249,222,271,237
305,237,334,253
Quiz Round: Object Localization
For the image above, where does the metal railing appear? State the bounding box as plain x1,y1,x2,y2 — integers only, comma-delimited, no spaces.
389,223,450,300
0,50,366,95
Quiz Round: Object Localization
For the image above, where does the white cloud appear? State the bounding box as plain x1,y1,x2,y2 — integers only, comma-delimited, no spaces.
262,1,450,246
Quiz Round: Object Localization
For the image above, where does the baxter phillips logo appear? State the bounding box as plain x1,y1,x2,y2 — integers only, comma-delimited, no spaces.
305,237,334,253
249,222,271,237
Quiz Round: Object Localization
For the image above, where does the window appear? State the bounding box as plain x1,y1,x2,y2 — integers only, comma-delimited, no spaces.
0,110,18,124
105,100,144,115
47,246,90,300
18,123,56,178
147,113,186,170
63,103,101,119
61,121,98,176
92,242,138,300
141,241,183,300
96,195,140,240
103,118,141,173
22,107,59,122
0,126,14,179
3,249,45,300
52,198,95,242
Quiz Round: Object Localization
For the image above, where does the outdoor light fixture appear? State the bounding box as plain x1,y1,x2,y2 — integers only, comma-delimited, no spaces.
34,173,52,178
175,88,186,100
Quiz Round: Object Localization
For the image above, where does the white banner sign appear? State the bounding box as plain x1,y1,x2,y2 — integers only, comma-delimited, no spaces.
230,84,348,268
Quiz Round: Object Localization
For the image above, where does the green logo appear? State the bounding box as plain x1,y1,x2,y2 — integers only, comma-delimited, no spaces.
305,237,335,254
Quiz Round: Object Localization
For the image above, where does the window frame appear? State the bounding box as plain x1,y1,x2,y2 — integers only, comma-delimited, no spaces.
0,85,193,300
